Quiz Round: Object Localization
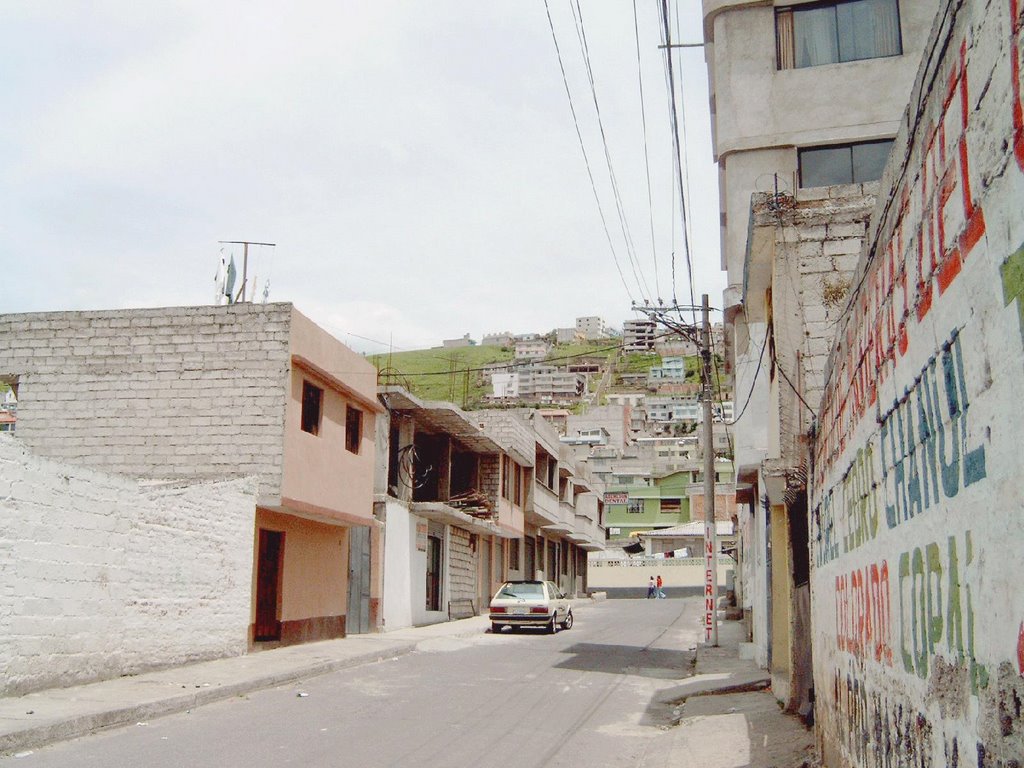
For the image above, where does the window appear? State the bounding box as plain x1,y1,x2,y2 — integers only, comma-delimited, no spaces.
301,381,323,435
777,0,901,69
509,539,520,570
513,464,523,506
501,456,510,500
627,499,644,514
345,405,362,454
660,499,682,514
799,139,893,187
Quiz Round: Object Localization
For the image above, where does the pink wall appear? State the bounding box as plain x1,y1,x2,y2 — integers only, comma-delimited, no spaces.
280,308,380,524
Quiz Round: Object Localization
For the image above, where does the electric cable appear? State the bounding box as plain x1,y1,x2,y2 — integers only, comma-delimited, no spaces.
633,0,661,301
542,0,636,304
569,0,651,303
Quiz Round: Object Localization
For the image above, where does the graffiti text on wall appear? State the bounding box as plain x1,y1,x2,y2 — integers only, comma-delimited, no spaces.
879,328,987,531
835,559,893,665
897,530,988,692
814,38,989,489
814,328,986,566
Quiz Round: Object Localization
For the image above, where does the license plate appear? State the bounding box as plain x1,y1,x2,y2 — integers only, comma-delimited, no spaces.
512,607,528,615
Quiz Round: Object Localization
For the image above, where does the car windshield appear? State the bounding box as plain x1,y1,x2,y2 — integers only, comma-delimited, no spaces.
496,582,544,599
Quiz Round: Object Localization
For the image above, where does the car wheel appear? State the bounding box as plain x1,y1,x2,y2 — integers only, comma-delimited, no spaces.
560,610,573,630
491,622,502,634
548,616,557,634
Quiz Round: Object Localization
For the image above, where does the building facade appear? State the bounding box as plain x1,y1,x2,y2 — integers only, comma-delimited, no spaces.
0,303,381,691
702,0,941,714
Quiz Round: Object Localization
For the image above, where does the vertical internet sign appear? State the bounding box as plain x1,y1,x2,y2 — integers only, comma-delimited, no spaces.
704,522,715,639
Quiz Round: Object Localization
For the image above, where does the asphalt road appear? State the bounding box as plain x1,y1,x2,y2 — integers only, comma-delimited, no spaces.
5,598,704,768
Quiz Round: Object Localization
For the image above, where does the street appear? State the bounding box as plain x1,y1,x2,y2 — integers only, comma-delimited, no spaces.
5,599,706,768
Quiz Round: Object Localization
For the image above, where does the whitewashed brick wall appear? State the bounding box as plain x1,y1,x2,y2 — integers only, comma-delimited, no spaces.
811,2,1024,765
0,437,256,696
0,303,292,497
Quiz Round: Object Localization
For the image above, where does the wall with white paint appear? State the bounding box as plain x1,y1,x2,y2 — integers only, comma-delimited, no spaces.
0,437,256,696
811,2,1024,764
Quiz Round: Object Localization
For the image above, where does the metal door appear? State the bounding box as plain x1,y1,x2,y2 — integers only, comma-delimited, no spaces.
347,525,371,634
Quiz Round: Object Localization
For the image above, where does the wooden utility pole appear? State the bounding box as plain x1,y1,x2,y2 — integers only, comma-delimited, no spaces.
218,240,276,303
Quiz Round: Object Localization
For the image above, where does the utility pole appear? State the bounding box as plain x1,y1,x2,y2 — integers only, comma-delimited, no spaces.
701,294,718,647
633,295,719,646
218,240,276,303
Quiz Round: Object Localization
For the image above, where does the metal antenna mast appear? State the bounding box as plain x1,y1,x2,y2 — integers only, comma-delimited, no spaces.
218,240,276,303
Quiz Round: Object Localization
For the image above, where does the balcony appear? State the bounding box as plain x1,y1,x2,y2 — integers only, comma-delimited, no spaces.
527,482,560,527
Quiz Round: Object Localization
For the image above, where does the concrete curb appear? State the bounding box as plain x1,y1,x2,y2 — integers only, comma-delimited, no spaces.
0,641,418,756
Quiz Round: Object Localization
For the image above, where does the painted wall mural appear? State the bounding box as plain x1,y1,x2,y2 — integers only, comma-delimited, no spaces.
810,2,1024,766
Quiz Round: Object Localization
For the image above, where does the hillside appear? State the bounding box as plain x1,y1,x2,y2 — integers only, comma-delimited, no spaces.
368,340,617,408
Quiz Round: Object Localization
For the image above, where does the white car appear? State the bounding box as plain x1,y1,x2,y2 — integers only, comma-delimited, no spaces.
488,580,573,634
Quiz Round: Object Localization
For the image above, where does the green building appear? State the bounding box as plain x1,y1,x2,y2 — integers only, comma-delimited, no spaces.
602,463,735,539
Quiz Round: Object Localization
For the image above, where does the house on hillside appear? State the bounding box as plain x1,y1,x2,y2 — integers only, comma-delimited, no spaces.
602,463,735,540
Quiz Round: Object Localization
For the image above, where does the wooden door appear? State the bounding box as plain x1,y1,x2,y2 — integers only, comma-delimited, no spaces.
255,529,283,641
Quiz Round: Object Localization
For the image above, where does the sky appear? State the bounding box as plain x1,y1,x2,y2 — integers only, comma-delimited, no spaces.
2,1,723,354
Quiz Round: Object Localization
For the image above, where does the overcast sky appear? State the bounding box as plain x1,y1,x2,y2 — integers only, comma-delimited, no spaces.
2,1,722,354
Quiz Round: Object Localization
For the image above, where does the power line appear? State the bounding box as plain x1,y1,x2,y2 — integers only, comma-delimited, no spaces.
633,0,661,302
542,0,636,304
658,0,696,322
569,0,651,302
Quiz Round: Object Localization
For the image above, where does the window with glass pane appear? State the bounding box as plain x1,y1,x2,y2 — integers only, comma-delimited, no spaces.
778,0,901,69
799,139,893,187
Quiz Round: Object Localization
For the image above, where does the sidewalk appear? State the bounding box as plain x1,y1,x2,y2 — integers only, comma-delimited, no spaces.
654,618,817,768
0,599,587,758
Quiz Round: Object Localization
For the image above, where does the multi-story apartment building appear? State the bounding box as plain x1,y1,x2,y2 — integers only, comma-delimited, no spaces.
375,387,523,628
622,317,657,352
702,0,939,716
575,315,611,340
473,410,605,597
513,339,549,360
489,365,587,405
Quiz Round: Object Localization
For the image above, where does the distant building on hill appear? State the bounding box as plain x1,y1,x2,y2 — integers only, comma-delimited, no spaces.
443,334,475,348
481,331,513,347
576,316,611,340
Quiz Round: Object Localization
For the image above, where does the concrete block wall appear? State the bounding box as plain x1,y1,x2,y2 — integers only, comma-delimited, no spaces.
810,2,1024,765
0,303,292,497
753,185,878,465
472,411,535,467
0,437,256,696
448,526,476,609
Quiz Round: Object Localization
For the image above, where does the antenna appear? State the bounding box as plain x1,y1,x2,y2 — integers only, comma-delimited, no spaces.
218,241,276,303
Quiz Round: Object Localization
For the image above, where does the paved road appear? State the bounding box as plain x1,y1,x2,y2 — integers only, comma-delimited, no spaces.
4,598,704,768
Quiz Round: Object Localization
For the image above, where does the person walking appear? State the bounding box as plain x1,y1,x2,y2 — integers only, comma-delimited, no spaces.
656,574,666,599
646,576,656,599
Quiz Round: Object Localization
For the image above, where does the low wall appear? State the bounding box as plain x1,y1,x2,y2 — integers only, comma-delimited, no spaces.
588,556,736,599
0,437,257,696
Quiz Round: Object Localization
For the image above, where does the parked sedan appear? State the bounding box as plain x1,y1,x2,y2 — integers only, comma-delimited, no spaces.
489,580,573,634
